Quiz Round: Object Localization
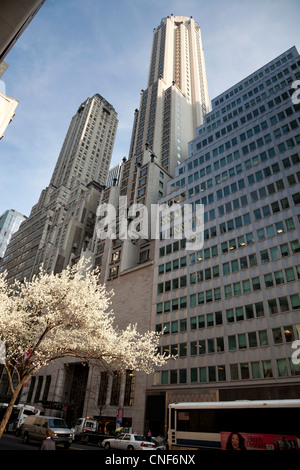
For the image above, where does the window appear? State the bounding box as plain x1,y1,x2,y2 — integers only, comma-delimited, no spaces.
252,277,261,291
109,266,119,277
277,359,288,377
274,270,284,285
233,282,241,296
255,302,264,317
161,371,168,384
268,299,278,315
259,330,268,346
279,296,289,312
228,336,237,350
230,364,239,380
179,343,187,357
260,250,269,263
216,337,224,352
226,309,234,323
98,372,108,405
291,294,300,310
238,334,247,349
225,285,232,298
270,246,280,260
280,243,289,257
292,192,300,205
248,332,257,348
273,328,283,344
263,360,273,378
245,304,254,319
251,362,261,379
291,240,300,253
243,280,251,294
285,268,295,282
286,218,295,231
264,273,273,287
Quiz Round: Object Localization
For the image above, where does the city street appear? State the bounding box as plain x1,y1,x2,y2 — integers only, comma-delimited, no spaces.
0,433,104,451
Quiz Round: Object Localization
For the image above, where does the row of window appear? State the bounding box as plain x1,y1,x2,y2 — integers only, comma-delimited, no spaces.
157,324,295,359
179,125,299,204
156,293,300,326
156,357,300,385
213,50,295,107
163,199,297,258
205,218,297,259
158,218,299,282
157,273,299,311
263,266,300,287
188,165,288,205
190,251,300,284
158,253,258,291
214,172,282,202
191,99,299,181
98,371,135,407
173,145,299,208
225,79,298,131
157,240,300,303
196,85,297,155
157,295,300,331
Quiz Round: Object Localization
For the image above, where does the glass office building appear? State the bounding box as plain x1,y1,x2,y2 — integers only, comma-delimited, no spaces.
151,46,300,407
0,209,26,259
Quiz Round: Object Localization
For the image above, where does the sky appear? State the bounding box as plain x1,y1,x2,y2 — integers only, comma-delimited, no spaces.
0,0,299,217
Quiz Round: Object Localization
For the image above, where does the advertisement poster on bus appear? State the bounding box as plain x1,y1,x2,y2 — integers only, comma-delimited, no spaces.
221,432,299,450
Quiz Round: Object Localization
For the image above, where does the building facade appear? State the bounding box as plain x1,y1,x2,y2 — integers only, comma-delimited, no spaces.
147,46,300,432
92,14,210,283
0,0,45,65
0,209,26,259
0,93,118,282
59,15,210,433
106,163,122,188
128,15,209,176
12,15,210,432
0,93,119,423
7,19,300,440
0,0,45,135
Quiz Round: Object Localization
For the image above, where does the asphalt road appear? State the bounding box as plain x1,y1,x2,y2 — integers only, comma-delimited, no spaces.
0,433,103,451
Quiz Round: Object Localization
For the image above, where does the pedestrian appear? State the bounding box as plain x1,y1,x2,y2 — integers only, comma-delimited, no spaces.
40,429,56,450
147,429,152,442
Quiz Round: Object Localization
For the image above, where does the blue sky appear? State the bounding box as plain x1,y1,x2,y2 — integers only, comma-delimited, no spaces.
0,0,299,217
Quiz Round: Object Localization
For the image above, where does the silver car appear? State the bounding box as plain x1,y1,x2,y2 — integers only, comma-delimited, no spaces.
102,432,156,450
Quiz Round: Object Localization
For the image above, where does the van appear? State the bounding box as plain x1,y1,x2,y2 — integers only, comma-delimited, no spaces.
0,403,40,435
22,415,74,448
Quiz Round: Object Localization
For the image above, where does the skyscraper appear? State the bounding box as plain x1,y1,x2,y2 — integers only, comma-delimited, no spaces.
128,15,209,175
0,93,118,281
149,46,300,432
48,14,210,431
92,15,210,282
50,94,117,190
5,15,210,433
0,209,26,258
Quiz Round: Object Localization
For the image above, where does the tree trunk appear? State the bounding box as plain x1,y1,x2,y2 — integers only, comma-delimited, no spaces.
0,382,24,439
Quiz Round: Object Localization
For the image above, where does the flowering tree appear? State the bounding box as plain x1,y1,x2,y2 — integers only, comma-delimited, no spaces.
0,259,169,438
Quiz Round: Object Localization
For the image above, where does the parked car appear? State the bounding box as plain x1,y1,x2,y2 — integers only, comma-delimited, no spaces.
102,432,157,450
22,415,74,448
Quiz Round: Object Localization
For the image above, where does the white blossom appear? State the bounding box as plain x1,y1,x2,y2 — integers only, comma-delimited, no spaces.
0,258,172,437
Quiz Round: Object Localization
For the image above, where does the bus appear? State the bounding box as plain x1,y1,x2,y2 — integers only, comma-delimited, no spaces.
168,400,300,450
0,403,40,436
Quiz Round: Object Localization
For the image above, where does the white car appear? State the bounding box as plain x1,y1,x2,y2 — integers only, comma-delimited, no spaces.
102,433,156,450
